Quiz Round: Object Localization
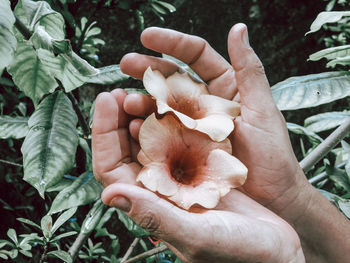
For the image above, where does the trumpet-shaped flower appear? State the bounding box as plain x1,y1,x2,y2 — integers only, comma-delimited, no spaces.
143,67,241,142
137,113,247,210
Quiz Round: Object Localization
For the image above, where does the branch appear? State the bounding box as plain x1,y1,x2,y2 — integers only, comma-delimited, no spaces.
14,15,32,40
68,232,89,261
121,238,140,262
309,162,346,185
0,159,23,167
300,117,350,173
67,92,90,137
123,245,168,263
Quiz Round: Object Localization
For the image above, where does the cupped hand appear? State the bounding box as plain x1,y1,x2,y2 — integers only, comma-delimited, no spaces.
102,182,304,263
119,23,311,218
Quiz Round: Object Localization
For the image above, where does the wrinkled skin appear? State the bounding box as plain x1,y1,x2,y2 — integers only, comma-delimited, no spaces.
92,23,306,262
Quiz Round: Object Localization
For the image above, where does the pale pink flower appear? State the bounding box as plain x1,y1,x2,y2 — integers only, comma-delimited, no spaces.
137,113,247,210
143,67,241,142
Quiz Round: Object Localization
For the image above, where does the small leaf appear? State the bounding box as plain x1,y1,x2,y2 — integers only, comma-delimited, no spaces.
87,64,128,85
307,11,350,34
309,45,350,62
48,172,103,214
337,199,350,219
7,42,58,105
304,111,350,133
155,1,176,12
50,231,77,243
21,92,78,197
79,138,92,171
41,215,53,239
271,71,350,110
116,210,150,237
327,165,350,192
151,3,168,15
96,207,116,229
81,199,106,235
19,249,32,257
47,250,73,263
0,116,29,139
7,229,18,245
51,207,77,235
326,55,350,68
17,218,41,231
287,122,323,145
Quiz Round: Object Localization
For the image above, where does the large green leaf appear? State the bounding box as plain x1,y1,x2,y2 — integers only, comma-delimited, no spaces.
21,92,78,197
0,0,17,73
304,111,350,133
271,71,350,110
307,11,350,34
7,42,58,105
309,45,350,62
0,116,29,139
48,172,103,214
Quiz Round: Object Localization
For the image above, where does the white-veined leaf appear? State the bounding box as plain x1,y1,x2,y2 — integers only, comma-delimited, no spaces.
87,64,128,85
309,45,350,62
271,71,350,110
7,42,58,105
307,11,350,34
0,116,29,139
0,0,17,73
48,172,103,215
21,92,78,197
304,111,350,133
287,122,323,145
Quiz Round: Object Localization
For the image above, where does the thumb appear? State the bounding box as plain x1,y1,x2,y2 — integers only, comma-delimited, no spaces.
228,23,275,112
101,183,197,248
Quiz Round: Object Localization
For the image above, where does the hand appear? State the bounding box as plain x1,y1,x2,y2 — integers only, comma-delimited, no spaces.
119,23,311,220
92,88,304,263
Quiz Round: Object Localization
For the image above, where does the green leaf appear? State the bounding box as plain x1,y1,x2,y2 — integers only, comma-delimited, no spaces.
151,3,168,15
0,25,17,73
30,26,71,54
307,11,350,34
79,138,92,171
0,116,29,139
15,0,66,39
337,199,350,219
50,231,77,243
287,122,323,145
21,92,79,197
96,207,115,229
87,65,128,85
327,55,350,68
41,215,53,239
271,71,350,110
7,42,58,105
116,210,150,237
309,45,350,62
51,207,77,235
304,111,350,133
327,165,350,192
46,175,76,192
17,218,41,231
7,229,18,245
0,0,16,29
81,199,106,235
48,172,103,214
47,250,72,263
154,1,176,12
19,250,32,257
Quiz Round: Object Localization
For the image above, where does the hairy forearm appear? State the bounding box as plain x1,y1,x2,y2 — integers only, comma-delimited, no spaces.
277,171,350,262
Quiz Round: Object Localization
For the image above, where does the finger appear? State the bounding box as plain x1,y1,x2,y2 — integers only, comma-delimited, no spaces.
120,53,179,79
92,92,132,186
129,118,144,142
227,23,276,112
110,89,128,128
102,183,199,251
124,93,156,117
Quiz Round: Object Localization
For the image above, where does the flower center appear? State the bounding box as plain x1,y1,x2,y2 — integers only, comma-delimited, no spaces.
167,96,203,119
171,164,199,185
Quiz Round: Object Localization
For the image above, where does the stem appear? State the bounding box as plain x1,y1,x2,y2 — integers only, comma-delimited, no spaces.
0,159,23,167
68,232,89,261
67,92,90,137
39,243,48,263
299,117,350,173
309,162,346,185
123,245,168,263
14,15,32,40
121,238,140,262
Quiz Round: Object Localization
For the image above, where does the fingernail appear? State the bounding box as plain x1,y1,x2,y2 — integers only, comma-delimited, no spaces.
241,27,250,48
109,196,131,212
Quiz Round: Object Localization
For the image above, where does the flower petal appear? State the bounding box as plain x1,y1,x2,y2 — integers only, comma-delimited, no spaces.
195,114,234,142
143,67,169,101
137,163,178,196
204,149,247,190
199,94,240,117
